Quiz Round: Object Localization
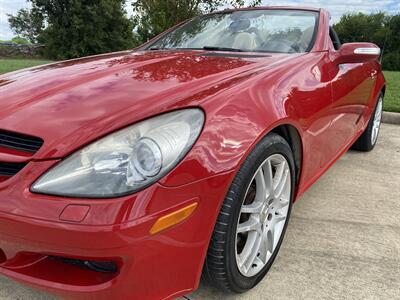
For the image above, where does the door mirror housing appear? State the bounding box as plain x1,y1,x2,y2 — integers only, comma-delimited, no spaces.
334,43,381,65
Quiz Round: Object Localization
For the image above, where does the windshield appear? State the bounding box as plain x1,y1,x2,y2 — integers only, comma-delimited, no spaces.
146,9,319,53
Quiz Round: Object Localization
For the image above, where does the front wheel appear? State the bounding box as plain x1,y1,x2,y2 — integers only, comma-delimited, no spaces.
205,133,295,293
352,93,383,152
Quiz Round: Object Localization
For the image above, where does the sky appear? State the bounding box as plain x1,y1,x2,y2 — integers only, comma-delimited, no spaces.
0,0,399,40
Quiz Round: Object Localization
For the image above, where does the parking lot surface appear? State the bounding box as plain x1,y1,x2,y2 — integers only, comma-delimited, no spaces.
1,124,399,300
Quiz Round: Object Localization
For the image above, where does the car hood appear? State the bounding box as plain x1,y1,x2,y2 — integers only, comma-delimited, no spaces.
0,50,293,159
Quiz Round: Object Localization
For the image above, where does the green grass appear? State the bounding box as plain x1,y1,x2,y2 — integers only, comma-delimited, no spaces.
0,58,53,75
0,58,399,113
383,71,400,113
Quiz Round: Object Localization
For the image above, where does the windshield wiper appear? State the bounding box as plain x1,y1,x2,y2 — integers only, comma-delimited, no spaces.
148,47,198,51
203,46,244,52
149,46,244,52
149,47,167,50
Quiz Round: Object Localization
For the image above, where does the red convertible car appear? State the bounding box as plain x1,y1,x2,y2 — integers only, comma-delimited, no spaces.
0,6,385,300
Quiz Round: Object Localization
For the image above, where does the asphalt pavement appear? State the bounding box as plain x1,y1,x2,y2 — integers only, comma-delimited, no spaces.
1,124,399,300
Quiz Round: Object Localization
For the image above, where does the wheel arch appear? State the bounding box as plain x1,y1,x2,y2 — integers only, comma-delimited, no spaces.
372,70,386,104
270,124,303,186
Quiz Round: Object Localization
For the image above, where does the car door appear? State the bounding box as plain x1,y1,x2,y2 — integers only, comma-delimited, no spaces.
326,27,378,157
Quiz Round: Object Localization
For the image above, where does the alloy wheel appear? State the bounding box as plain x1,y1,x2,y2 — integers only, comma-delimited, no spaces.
235,154,291,277
371,96,383,145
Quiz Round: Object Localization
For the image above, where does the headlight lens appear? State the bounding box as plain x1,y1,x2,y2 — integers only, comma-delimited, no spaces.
31,109,204,198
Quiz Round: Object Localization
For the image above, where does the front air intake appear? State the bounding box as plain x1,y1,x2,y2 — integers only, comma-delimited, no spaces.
0,129,43,154
0,162,27,177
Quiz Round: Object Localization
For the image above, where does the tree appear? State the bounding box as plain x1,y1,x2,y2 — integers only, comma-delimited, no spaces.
131,0,262,45
333,13,389,48
229,0,262,8
382,15,400,71
386,15,400,54
7,8,44,43
8,0,135,59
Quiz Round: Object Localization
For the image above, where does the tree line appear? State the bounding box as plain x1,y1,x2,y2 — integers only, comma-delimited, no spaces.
7,0,400,70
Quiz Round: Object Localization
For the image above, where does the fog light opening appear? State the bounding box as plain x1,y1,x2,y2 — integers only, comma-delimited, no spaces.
51,256,118,274
83,261,118,273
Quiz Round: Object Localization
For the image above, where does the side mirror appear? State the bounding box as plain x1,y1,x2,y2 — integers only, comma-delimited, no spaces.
334,43,381,65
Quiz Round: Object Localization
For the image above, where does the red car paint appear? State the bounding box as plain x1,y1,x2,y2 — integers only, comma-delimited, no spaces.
0,7,385,300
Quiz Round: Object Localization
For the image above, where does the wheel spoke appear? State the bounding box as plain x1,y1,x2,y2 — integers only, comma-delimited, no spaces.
237,232,256,267
241,201,263,214
274,213,286,224
244,234,262,272
274,168,289,199
273,161,284,187
254,168,267,202
376,102,382,117
266,226,274,253
258,229,269,263
275,198,290,210
262,159,273,198
252,257,264,270
238,231,261,272
237,216,259,233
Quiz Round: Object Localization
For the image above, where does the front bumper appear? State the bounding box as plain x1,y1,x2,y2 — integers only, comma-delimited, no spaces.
0,160,234,300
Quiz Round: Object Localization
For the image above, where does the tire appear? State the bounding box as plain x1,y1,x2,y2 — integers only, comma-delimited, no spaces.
352,93,384,152
204,132,295,293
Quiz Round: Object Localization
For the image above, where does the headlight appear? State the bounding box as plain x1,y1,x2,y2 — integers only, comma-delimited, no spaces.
31,109,204,198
